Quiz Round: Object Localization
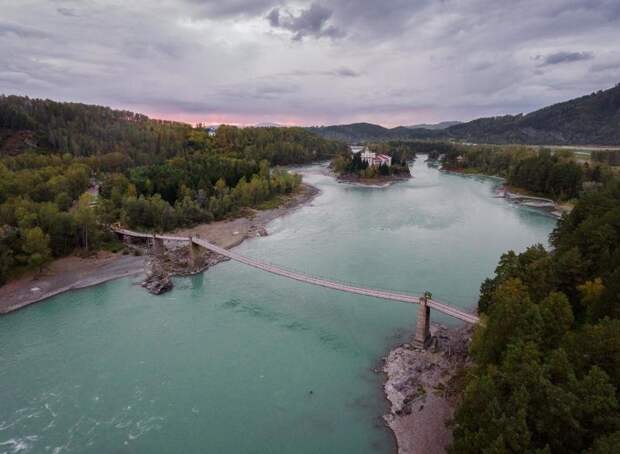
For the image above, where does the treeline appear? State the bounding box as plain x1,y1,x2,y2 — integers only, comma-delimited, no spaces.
435,143,612,200
0,96,347,165
448,180,620,452
0,96,344,284
0,95,190,164
98,158,301,232
211,125,346,164
0,151,303,284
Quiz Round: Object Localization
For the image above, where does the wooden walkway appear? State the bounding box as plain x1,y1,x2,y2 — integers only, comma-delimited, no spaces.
115,228,480,324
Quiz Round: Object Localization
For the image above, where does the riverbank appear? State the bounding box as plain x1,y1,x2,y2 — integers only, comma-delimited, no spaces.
441,167,571,218
335,173,411,188
0,183,320,315
0,252,145,314
383,324,473,454
501,184,574,217
174,183,319,248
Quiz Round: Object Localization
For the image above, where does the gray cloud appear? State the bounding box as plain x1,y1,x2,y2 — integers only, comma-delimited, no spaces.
183,0,279,18
1,0,619,126
332,67,360,77
267,3,344,41
591,58,620,72
537,51,594,65
220,82,299,100
57,7,79,17
271,66,361,78
122,39,189,60
0,21,49,39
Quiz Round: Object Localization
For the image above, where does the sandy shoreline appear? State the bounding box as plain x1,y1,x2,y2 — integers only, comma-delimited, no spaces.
174,183,319,248
0,253,145,315
0,183,320,315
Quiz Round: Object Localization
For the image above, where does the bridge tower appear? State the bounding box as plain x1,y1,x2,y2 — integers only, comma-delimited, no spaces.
188,236,202,270
152,234,165,256
414,292,431,347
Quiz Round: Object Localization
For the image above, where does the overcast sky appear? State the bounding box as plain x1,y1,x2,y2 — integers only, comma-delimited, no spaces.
1,0,619,126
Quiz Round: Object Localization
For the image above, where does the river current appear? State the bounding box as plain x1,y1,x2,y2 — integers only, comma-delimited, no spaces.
0,157,555,453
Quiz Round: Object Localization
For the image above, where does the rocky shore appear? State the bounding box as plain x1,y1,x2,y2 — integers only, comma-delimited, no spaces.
496,185,572,219
383,324,473,454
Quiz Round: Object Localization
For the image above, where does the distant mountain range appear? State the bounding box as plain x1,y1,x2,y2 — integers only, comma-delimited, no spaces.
309,84,620,145
405,121,461,130
203,122,283,129
307,122,439,142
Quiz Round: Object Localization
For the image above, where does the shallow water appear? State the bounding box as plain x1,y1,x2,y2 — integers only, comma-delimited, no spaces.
0,158,555,453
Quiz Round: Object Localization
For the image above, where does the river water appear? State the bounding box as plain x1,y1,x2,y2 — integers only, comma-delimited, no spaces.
0,157,556,453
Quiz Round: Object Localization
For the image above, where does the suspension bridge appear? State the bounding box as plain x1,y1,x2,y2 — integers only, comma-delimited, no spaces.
114,228,480,346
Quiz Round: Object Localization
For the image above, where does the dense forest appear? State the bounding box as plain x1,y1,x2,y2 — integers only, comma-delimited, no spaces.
427,140,620,452
0,95,190,164
433,143,611,201
311,84,620,145
0,95,347,284
450,178,620,453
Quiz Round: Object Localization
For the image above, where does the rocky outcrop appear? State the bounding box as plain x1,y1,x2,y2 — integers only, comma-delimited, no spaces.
141,260,173,295
141,272,173,295
140,242,231,295
383,324,473,454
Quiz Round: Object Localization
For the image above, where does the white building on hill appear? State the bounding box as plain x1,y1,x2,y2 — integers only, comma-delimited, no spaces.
360,148,392,167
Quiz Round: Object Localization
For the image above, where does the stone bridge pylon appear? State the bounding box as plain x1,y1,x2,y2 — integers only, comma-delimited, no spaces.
414,292,432,346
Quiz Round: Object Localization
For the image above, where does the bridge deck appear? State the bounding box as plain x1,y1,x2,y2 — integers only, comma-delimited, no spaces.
114,229,480,324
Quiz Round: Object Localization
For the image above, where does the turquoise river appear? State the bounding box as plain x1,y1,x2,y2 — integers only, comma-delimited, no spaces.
0,157,556,453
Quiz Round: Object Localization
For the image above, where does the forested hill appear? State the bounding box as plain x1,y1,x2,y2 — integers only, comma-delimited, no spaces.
446,83,620,145
0,95,346,165
0,95,346,285
0,95,192,164
310,84,620,145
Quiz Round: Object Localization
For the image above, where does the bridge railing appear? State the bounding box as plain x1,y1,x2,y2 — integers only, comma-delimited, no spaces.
217,250,430,299
198,241,478,317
